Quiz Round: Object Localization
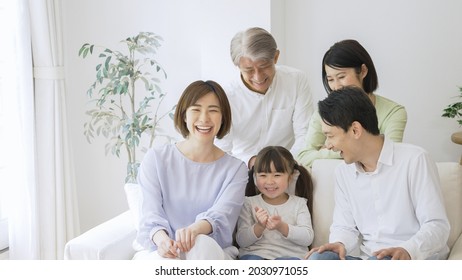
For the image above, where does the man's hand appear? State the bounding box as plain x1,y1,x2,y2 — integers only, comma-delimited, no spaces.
304,242,346,260
373,247,411,260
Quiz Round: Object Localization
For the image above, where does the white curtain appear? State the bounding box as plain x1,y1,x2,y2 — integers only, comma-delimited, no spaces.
4,0,37,259
6,0,79,259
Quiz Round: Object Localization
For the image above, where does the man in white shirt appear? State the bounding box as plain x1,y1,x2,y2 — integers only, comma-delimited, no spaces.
215,27,313,168
306,86,450,260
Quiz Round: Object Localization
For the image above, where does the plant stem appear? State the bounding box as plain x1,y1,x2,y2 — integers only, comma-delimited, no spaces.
149,92,167,148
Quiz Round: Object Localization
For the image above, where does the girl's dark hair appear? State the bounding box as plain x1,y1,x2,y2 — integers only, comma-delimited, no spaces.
322,39,378,94
245,146,314,215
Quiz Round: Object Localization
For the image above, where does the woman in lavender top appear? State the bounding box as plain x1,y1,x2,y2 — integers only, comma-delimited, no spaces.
135,80,248,260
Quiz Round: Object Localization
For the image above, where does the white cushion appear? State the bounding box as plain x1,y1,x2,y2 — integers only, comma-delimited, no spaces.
64,211,137,259
310,159,342,248
124,183,143,251
124,183,142,230
437,162,462,249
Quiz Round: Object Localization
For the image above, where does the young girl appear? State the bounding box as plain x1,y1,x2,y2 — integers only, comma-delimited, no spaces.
236,146,314,260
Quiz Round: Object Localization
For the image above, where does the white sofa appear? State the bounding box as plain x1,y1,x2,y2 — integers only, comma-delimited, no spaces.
64,159,462,260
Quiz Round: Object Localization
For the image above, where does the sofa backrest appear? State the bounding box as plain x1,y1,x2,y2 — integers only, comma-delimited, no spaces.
310,159,462,250
437,162,462,248
310,159,341,248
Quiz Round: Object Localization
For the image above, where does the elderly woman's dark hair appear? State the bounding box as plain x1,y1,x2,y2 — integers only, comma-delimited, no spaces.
174,80,232,139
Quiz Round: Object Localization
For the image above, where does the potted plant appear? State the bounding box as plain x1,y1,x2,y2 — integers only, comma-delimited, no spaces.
442,86,462,148
79,32,175,183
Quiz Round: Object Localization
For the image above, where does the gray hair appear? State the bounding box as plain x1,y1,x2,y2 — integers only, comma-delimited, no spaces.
230,27,278,66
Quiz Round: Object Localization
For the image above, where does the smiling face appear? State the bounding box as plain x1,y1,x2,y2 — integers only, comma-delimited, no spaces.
238,52,279,94
255,162,290,204
321,120,357,164
185,92,222,142
325,65,366,92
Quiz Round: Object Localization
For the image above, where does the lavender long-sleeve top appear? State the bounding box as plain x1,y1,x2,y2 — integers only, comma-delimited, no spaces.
136,143,248,251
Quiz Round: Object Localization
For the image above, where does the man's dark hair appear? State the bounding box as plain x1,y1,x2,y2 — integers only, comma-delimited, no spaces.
318,86,380,135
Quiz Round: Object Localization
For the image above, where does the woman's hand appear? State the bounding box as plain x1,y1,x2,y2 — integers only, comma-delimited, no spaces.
157,238,179,259
175,220,212,253
152,230,179,259
175,226,199,253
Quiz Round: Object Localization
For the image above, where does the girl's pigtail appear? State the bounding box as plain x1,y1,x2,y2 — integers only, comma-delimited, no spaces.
245,167,258,196
294,163,314,215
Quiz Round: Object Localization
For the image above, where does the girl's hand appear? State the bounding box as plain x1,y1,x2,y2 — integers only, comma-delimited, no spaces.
254,206,268,227
266,214,282,230
266,212,289,236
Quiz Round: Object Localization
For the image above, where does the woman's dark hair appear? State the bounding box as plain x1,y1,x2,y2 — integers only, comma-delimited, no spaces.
245,146,314,215
174,80,232,139
322,39,378,94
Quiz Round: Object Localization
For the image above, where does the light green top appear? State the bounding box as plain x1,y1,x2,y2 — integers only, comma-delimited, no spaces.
297,94,407,168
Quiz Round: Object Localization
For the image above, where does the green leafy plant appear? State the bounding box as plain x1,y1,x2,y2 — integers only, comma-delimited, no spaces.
442,86,462,126
79,32,175,183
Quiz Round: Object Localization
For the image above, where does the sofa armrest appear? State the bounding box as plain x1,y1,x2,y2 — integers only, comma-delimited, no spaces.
448,233,462,260
64,211,137,260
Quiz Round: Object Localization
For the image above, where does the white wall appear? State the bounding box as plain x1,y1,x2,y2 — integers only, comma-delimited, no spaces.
62,0,462,234
285,0,462,162
62,0,272,233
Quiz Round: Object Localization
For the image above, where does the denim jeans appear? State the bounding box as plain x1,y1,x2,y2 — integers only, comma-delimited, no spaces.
240,254,300,260
308,250,392,260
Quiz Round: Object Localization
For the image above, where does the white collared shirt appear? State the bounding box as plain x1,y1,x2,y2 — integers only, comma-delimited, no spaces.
330,138,450,259
215,65,313,165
